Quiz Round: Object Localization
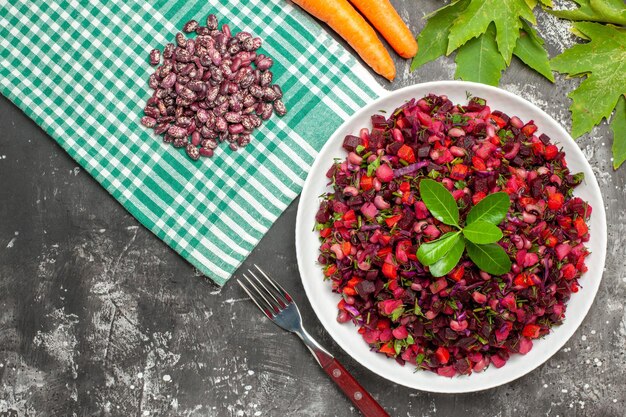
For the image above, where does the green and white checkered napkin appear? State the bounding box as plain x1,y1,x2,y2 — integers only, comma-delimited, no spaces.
0,0,384,285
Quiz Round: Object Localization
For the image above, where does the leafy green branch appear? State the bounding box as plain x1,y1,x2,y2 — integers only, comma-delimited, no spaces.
416,179,512,277
411,0,554,86
547,1,626,169
411,0,626,169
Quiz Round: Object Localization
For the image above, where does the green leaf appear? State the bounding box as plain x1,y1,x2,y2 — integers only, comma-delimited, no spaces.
417,232,462,266
367,157,381,177
455,23,507,86
466,192,511,225
391,306,405,322
466,241,512,275
411,0,471,71
611,95,626,169
547,0,626,26
551,22,626,145
447,0,536,64
419,179,460,226
513,20,555,82
428,237,466,277
463,221,504,244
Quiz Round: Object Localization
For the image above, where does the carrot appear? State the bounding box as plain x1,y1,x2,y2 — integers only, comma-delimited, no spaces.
291,0,396,81
348,0,418,59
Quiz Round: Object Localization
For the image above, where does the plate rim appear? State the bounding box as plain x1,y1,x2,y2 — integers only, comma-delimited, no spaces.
295,80,607,392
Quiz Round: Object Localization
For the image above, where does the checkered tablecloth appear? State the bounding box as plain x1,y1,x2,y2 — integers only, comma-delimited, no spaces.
0,0,383,285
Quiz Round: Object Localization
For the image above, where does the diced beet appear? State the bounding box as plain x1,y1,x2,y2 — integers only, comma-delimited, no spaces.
342,134,361,152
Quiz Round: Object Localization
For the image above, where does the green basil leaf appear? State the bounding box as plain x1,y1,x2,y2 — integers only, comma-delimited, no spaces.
465,241,512,275
428,237,466,277
417,232,461,266
463,221,503,244
419,179,460,226
466,192,511,225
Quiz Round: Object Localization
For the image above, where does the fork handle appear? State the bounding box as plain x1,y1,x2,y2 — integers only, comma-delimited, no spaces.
323,359,390,417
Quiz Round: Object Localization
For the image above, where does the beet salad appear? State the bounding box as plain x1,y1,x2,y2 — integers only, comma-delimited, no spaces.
315,94,592,377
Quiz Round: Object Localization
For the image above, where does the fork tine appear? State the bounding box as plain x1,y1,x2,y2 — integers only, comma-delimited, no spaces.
254,264,293,302
248,269,286,308
237,279,274,319
244,274,280,313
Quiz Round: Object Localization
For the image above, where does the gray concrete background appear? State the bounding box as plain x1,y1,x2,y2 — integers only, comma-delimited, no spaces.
1,1,625,416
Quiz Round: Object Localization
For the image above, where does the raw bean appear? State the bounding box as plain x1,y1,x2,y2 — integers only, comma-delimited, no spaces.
173,138,188,148
163,134,174,143
186,39,195,55
229,142,238,151
236,31,252,42
259,71,272,87
272,84,283,99
241,37,255,52
242,116,254,130
187,80,205,92
256,57,273,71
163,43,175,58
229,124,244,134
215,116,228,132
273,99,287,117
158,62,172,78
262,87,277,102
211,67,223,82
176,116,193,127
227,82,238,95
196,108,210,124
158,115,175,124
201,138,218,149
149,49,160,66
177,75,190,85
240,74,255,89
229,98,243,112
144,106,160,119
161,73,177,89
154,122,170,135
175,32,186,47
157,100,167,115
196,26,210,36
228,43,240,55
204,111,216,128
243,106,256,115
214,95,227,106
186,123,196,135
222,24,231,37
168,125,187,138
250,115,262,127
179,63,195,76
186,143,200,160
249,84,263,98
238,134,251,147
199,148,214,157
200,126,217,139
242,94,256,108
183,20,199,33
251,37,262,50
178,86,196,101
206,14,218,30
261,103,273,120
149,74,159,89
224,111,242,123
176,49,192,63
141,116,157,128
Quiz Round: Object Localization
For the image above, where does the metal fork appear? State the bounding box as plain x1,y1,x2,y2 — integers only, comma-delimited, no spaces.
238,265,390,417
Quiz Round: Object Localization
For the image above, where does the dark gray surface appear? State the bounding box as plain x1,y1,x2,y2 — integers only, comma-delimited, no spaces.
1,1,625,416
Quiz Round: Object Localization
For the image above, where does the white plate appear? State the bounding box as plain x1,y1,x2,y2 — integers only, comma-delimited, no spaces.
295,81,607,393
